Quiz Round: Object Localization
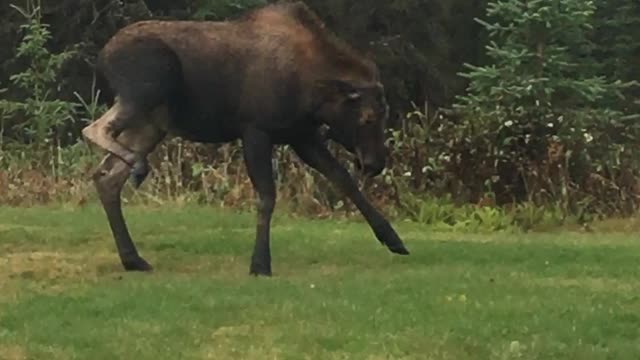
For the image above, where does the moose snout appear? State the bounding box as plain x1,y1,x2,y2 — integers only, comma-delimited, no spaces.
356,148,386,177
363,160,384,177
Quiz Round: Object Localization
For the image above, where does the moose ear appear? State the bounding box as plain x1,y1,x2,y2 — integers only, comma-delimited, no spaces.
363,50,375,60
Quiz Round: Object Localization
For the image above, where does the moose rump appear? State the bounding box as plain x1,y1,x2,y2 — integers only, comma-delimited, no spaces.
82,1,409,276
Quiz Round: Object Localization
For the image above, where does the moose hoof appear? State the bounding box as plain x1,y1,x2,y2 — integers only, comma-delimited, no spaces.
122,257,154,272
249,263,272,277
388,243,410,255
374,223,410,256
129,158,150,189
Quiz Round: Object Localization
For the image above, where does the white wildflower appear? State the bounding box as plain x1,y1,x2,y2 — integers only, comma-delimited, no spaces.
584,133,594,143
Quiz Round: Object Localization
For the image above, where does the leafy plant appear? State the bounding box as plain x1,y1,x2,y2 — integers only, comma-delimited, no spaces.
192,0,267,20
1,0,77,149
451,0,639,215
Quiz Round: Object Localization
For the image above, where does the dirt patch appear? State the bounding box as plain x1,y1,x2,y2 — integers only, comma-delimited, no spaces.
0,250,115,284
0,224,46,232
201,324,283,360
156,254,248,279
0,344,27,360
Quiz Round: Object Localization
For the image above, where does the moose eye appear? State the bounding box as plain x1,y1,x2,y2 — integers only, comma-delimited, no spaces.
359,108,376,126
347,91,361,101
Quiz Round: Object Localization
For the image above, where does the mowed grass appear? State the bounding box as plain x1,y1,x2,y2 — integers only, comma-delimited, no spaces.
0,205,639,360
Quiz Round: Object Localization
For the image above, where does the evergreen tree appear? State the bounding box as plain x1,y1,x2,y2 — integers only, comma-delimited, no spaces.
592,0,640,110
452,0,638,210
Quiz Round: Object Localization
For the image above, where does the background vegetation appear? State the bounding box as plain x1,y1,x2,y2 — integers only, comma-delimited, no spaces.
1,0,639,230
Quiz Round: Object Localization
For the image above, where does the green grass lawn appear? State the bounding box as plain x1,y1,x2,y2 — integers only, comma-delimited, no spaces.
0,205,639,359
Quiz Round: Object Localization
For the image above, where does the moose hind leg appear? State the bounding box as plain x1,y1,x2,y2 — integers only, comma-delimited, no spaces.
92,122,166,271
86,36,182,178
93,154,151,271
82,101,144,170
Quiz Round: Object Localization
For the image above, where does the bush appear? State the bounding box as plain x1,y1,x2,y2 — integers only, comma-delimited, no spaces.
448,0,639,216
192,0,268,20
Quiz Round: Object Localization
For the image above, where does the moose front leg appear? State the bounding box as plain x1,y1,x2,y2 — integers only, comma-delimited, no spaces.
293,138,409,255
242,127,276,276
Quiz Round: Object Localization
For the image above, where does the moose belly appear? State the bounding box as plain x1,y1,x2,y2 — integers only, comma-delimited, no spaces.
150,105,240,144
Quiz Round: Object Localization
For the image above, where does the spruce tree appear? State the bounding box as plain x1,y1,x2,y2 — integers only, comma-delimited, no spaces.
592,0,640,110
453,0,637,208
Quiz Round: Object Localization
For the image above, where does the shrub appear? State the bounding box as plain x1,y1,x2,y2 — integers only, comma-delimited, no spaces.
449,0,639,216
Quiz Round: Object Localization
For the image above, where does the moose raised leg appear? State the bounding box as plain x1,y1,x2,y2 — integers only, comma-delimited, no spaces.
82,101,154,188
90,121,166,271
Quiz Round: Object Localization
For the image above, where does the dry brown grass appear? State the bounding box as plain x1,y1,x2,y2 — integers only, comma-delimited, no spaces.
0,251,113,283
0,345,27,360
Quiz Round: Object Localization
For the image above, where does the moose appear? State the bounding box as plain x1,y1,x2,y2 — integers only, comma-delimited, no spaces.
82,1,409,276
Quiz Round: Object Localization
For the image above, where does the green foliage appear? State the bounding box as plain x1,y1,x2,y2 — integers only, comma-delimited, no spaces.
451,0,640,215
0,1,102,189
402,195,517,233
592,0,640,106
0,1,77,148
456,0,631,129
192,0,268,20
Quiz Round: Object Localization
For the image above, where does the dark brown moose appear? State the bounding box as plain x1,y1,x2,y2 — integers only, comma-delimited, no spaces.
82,1,409,276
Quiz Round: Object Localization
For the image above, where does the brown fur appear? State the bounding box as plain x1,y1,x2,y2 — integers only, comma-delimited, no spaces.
81,2,407,275
85,1,389,168
104,1,376,79
241,2,378,81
